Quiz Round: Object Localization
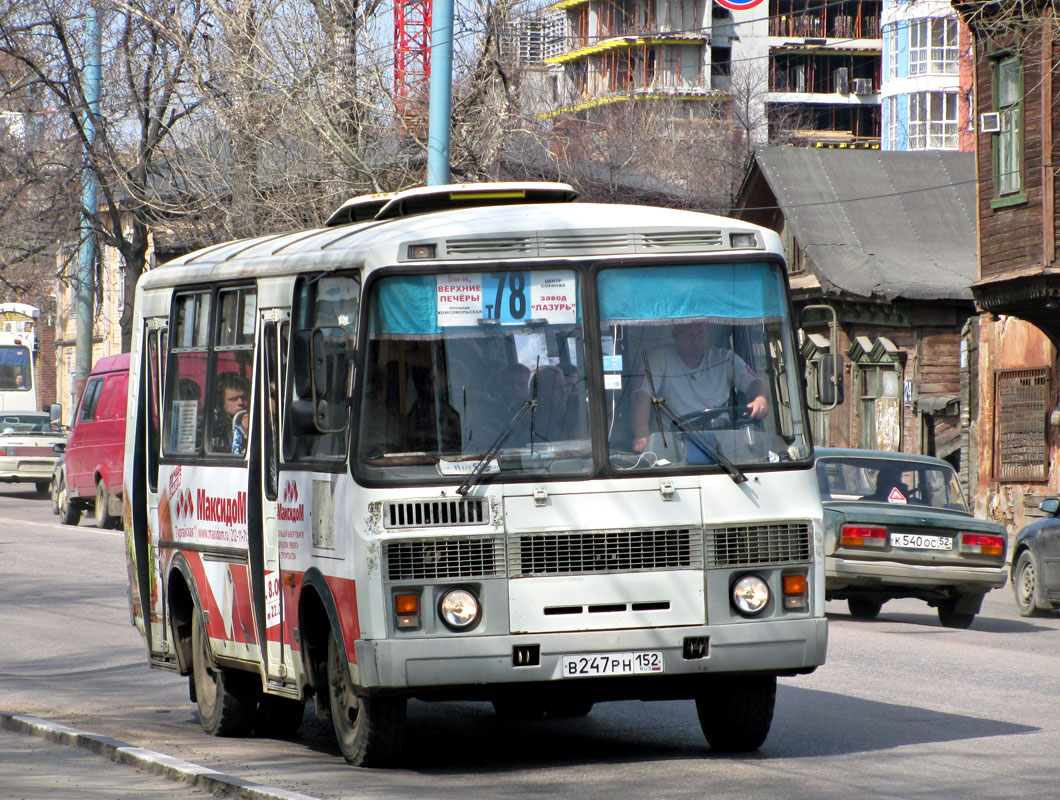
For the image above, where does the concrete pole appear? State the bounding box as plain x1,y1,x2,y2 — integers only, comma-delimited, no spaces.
75,2,101,400
426,0,453,186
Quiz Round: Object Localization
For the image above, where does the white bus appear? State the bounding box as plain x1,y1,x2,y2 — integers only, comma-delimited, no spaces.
124,183,832,767
0,302,39,411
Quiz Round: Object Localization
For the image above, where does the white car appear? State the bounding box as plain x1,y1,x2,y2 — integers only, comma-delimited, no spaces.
0,412,66,495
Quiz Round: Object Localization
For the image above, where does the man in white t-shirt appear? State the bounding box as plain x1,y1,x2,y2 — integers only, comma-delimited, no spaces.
632,321,768,453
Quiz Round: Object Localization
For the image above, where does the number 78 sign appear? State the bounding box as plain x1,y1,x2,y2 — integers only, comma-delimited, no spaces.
436,270,576,326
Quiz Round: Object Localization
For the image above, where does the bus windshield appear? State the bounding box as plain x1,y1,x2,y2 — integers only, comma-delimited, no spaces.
0,345,32,391
356,262,809,484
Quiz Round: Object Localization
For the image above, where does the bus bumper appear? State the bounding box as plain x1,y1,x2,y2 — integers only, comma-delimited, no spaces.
353,616,827,692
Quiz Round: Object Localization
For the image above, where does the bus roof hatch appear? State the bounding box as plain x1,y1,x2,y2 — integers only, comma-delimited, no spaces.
324,182,577,227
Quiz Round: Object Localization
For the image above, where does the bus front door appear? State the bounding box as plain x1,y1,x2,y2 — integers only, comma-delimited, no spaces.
253,313,299,693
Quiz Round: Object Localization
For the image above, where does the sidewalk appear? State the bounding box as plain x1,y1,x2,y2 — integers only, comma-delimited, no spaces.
0,714,322,800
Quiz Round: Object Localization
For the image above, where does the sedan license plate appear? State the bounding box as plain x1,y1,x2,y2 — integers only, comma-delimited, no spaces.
891,533,953,551
562,651,664,678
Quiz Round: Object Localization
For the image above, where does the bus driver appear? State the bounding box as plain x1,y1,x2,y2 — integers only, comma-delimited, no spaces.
631,321,768,453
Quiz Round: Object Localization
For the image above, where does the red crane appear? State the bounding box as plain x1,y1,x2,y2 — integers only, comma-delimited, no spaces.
394,0,432,121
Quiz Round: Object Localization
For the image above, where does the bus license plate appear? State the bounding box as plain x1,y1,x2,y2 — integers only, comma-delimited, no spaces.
891,533,953,551
562,651,664,678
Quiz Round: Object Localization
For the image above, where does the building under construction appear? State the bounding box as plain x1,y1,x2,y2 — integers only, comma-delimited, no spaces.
514,0,885,147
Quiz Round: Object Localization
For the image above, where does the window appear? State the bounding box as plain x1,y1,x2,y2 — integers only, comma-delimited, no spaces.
286,274,359,463
908,17,957,76
207,287,256,455
994,55,1023,199
848,336,903,452
0,345,32,390
886,97,899,149
163,286,256,458
79,378,104,422
857,364,900,450
993,368,1047,481
908,92,957,149
887,26,898,80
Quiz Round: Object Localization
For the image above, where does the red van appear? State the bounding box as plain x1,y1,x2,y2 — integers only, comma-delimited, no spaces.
55,353,130,527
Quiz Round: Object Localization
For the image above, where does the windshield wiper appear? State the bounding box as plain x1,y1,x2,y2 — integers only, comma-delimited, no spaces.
456,398,536,496
643,354,746,484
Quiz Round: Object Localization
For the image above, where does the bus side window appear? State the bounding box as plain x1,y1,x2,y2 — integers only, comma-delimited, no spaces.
206,287,256,456
164,291,210,456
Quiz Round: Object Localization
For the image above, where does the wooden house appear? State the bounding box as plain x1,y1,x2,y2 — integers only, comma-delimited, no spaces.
951,2,1060,528
736,147,979,473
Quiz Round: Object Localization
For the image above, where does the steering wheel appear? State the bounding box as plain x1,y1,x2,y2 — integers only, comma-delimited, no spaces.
675,405,755,430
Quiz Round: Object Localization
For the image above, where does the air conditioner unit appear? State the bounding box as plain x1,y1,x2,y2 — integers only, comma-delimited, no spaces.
852,78,873,94
980,112,1001,133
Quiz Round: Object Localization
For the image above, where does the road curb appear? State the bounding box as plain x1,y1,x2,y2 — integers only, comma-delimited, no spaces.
0,711,323,800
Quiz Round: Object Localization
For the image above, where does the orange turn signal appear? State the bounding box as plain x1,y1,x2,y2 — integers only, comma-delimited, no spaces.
783,574,807,595
395,593,419,614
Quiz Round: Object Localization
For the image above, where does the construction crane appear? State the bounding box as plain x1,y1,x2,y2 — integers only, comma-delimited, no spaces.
393,0,432,122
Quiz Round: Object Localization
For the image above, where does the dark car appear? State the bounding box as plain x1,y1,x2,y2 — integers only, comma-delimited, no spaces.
1010,499,1060,616
816,448,1008,628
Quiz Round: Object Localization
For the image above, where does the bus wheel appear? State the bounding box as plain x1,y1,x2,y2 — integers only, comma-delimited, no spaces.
191,612,258,736
695,674,776,753
58,476,81,526
327,632,405,766
95,479,120,529
255,694,305,739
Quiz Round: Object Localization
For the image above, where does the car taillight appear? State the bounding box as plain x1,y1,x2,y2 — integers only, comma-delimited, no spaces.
840,525,887,548
960,533,1005,556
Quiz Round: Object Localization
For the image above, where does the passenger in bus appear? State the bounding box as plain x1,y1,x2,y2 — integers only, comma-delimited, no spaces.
631,321,768,453
213,371,250,454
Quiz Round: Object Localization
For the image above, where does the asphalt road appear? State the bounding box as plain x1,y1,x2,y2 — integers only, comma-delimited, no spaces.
1,483,1058,799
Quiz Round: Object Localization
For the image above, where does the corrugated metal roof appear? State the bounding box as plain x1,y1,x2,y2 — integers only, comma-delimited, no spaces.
751,147,977,301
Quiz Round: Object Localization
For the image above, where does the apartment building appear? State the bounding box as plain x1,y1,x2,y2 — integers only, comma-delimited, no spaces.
880,0,974,151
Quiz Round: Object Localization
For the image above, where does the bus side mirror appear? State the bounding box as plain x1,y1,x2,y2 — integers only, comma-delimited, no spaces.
292,329,328,400
289,399,323,436
49,403,62,428
817,353,844,407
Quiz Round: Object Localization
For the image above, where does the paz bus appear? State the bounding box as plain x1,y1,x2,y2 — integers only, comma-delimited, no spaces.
123,182,835,766
0,302,39,411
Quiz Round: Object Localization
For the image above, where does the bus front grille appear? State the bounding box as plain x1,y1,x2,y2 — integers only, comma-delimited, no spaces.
510,529,701,577
382,498,487,529
384,536,505,581
705,521,812,568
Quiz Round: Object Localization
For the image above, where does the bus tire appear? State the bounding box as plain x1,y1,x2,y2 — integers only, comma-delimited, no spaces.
191,612,258,737
255,694,305,739
695,674,776,753
58,476,81,526
95,479,120,529
327,632,405,766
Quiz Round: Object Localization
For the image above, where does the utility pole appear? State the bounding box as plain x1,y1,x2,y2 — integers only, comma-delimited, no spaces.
75,3,101,400
425,0,453,185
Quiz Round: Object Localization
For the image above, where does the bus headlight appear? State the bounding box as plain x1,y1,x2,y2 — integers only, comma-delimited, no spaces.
731,574,770,616
439,588,480,630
